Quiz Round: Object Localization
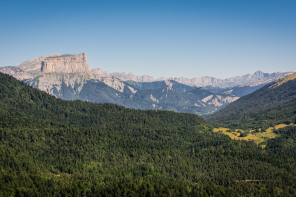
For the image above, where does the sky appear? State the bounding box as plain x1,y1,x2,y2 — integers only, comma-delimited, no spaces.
0,0,295,79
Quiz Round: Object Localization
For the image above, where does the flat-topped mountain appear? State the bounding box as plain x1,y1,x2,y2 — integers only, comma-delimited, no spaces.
0,53,90,78
41,53,91,74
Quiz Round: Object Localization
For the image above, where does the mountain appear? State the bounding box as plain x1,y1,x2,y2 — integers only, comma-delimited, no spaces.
0,66,34,80
0,53,291,116
93,68,291,88
208,73,296,129
29,75,241,115
1,72,296,196
123,80,239,115
41,53,91,74
169,71,291,88
26,72,236,115
92,68,157,82
203,83,268,98
1,53,61,79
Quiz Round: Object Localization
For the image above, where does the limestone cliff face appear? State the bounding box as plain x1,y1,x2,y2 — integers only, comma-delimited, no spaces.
19,53,60,75
0,53,60,79
41,53,90,74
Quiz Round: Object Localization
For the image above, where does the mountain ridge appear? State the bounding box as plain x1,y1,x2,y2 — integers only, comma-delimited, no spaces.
0,53,292,116
208,72,296,128
93,68,292,88
0,53,292,88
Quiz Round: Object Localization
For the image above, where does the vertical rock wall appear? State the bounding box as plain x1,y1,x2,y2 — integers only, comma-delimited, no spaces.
41,53,90,73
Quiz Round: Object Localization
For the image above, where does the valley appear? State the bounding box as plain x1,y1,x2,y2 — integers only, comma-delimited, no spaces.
0,70,296,196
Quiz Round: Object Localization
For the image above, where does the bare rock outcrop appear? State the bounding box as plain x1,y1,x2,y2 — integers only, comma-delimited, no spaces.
19,53,60,75
92,68,109,76
41,53,90,74
28,73,93,98
0,66,34,80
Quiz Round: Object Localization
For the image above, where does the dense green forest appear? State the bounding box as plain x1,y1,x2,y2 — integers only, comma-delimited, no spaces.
208,73,296,129
1,72,296,196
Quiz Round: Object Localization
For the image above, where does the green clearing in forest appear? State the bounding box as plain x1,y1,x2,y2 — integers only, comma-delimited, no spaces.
213,123,296,147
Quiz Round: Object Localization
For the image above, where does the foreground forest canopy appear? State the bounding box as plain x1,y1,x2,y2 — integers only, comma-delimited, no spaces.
1,72,296,196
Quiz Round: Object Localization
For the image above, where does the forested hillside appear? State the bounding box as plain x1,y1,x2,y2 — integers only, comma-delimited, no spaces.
208,73,296,129
1,72,296,196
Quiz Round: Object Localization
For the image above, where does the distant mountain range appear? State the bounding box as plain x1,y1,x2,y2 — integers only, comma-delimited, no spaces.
92,68,290,88
0,53,292,116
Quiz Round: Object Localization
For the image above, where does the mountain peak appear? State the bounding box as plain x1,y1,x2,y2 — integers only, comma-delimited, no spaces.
40,53,90,74
254,70,263,75
252,70,265,78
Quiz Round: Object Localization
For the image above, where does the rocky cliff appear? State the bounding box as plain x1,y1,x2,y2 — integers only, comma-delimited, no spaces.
27,73,93,100
19,53,60,75
0,53,60,79
41,53,90,74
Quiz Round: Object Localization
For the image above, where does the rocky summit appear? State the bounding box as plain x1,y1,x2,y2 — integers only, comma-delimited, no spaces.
41,53,90,74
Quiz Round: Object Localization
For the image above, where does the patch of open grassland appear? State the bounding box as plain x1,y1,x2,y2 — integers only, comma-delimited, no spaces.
213,127,263,143
213,123,296,147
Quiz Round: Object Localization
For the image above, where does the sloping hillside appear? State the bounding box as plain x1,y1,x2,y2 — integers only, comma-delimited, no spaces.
1,72,296,196
208,73,296,129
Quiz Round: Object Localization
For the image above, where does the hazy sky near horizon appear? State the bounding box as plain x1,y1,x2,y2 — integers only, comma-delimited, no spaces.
0,0,295,79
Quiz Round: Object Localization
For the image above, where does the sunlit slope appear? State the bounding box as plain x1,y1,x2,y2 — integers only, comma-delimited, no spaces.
208,73,296,128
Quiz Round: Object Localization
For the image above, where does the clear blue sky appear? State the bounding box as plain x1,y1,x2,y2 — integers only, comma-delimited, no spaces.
0,0,295,78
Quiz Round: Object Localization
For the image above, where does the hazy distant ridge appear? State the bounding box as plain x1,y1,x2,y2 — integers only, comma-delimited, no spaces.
92,68,291,88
